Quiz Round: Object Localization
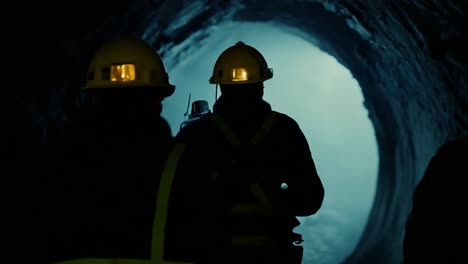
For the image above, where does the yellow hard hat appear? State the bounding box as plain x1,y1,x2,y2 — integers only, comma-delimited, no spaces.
83,35,175,97
209,41,273,85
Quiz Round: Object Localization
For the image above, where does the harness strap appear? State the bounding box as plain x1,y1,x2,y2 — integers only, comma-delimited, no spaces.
210,111,279,148
50,144,193,264
210,111,290,248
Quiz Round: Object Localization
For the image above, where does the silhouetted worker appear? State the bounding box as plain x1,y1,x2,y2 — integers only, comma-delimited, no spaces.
164,41,324,264
403,135,468,263
45,36,186,264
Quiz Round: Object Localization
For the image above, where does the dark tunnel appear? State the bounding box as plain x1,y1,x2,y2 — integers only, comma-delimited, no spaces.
8,0,468,263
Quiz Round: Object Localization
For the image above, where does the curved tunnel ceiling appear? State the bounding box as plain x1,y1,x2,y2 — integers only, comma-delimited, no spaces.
11,1,468,263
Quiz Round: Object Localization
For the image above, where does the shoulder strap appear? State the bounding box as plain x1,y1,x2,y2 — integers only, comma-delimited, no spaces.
210,112,283,218
152,143,187,261
49,143,194,264
210,111,279,148
250,111,279,146
210,114,241,148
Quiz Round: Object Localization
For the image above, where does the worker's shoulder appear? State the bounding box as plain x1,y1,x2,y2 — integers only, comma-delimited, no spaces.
175,114,216,142
270,111,302,130
155,115,170,128
436,134,468,158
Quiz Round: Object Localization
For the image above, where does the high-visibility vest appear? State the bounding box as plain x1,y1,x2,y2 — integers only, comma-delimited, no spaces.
210,111,291,247
50,143,194,264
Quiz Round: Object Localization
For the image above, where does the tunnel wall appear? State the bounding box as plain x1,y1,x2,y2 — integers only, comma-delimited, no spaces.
9,1,468,263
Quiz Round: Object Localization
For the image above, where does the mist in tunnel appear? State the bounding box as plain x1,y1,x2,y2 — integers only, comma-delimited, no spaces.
161,22,379,264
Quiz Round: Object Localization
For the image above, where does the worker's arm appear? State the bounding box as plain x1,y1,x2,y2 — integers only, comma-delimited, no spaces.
280,116,324,217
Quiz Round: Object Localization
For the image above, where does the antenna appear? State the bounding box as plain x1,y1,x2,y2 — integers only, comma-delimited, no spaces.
183,93,192,119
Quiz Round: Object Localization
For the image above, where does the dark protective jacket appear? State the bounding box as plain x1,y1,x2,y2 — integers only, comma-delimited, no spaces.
403,135,468,263
164,97,324,263
5,109,50,264
43,108,174,263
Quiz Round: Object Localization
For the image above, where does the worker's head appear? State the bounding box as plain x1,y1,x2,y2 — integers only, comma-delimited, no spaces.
209,41,272,101
81,35,175,116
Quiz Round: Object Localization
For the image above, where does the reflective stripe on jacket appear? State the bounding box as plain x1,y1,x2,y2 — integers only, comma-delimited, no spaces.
50,144,194,264
210,111,295,247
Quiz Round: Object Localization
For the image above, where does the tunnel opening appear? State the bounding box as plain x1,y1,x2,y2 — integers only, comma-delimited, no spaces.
160,21,379,264
133,2,463,263
136,2,430,263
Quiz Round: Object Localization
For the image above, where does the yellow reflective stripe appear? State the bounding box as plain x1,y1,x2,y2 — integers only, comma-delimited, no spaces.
50,143,193,264
211,114,241,147
232,236,274,246
151,143,187,261
249,184,271,208
250,111,278,146
211,113,279,217
211,111,278,148
231,184,273,215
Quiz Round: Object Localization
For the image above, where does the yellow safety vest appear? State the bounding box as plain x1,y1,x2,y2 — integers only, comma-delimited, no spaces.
50,143,194,264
